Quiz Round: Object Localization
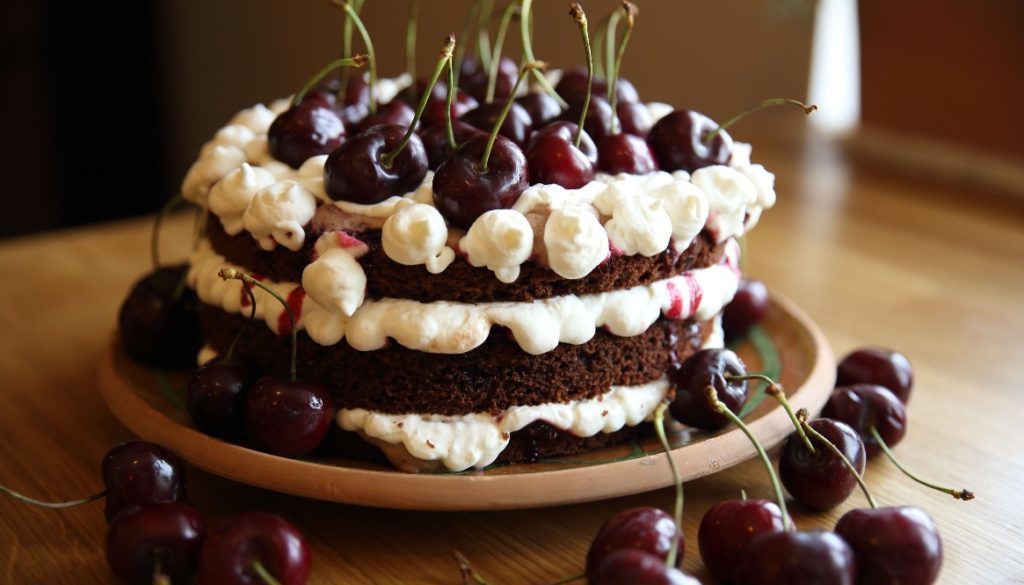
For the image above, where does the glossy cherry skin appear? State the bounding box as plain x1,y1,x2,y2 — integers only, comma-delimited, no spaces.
421,120,486,170
836,347,914,403
432,135,529,229
462,102,534,148
586,507,682,576
698,499,790,583
835,506,942,585
561,96,614,144
734,530,857,585
525,121,597,188
268,99,346,169
780,418,867,511
106,503,205,585
669,349,749,431
244,377,335,458
355,99,415,134
822,384,908,457
459,56,517,102
101,441,187,523
396,78,478,128
118,265,202,369
590,550,699,585
324,124,428,204
722,279,770,341
598,133,658,175
517,93,563,127
198,512,311,585
555,66,639,105
187,361,256,438
617,101,655,138
648,109,732,173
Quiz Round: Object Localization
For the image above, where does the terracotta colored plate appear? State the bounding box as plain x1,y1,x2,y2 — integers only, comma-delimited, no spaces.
97,293,834,511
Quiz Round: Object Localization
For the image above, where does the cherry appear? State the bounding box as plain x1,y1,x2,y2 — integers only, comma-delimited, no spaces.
102,441,188,523
433,134,527,229
822,384,907,457
268,99,346,169
462,101,533,147
460,55,517,102
586,507,681,576
561,96,614,144
396,79,477,128
119,264,202,369
698,498,790,583
733,530,857,585
555,66,639,105
187,362,255,438
669,349,749,431
324,124,428,204
617,101,654,138
589,549,700,585
779,418,867,511
516,93,563,127
722,279,771,341
598,133,657,174
648,109,732,173
105,503,205,585
199,512,311,585
354,99,415,134
835,506,942,585
421,120,484,170
836,347,914,403
525,121,597,188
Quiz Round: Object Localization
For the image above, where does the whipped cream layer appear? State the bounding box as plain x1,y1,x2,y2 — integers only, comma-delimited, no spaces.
187,239,740,355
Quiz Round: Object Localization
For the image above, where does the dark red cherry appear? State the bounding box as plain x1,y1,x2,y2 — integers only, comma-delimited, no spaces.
186,361,256,438
119,265,202,369
397,78,478,128
780,418,866,511
101,441,187,523
723,279,770,341
355,99,415,134
836,347,914,403
525,121,596,188
421,120,486,170
517,93,563,127
590,549,699,585
268,99,346,169
555,66,639,105
199,512,312,585
586,507,682,577
698,498,790,583
324,124,428,204
341,76,370,107
105,503,205,585
244,377,334,458
459,56,518,102
617,101,654,138
822,384,908,457
432,135,528,229
669,349,749,431
598,133,658,175
462,101,534,148
561,96,614,144
835,506,942,585
734,530,856,585
648,109,732,173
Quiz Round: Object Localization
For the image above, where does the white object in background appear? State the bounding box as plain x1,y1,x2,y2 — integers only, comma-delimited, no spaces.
807,0,860,134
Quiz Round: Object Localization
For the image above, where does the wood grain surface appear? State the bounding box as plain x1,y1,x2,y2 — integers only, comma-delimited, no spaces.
1,137,1023,583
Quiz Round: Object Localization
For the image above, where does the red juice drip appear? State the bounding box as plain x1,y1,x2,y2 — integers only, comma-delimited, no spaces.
239,273,264,308
277,287,306,336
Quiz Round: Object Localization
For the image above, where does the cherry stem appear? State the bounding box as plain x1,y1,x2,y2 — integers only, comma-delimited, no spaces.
608,1,637,136
604,7,623,90
703,98,817,144
454,0,483,88
568,3,592,148
222,278,258,363
151,194,184,270
476,61,544,173
706,385,790,532
291,55,369,107
797,408,878,509
486,2,519,104
734,376,816,455
152,557,170,585
339,0,365,89
547,573,585,585
445,58,458,150
0,485,105,509
405,0,421,83
477,0,494,71
869,426,975,501
590,12,610,79
740,488,748,501
219,268,298,382
381,35,455,169
252,560,283,585
520,0,568,108
333,0,377,114
454,550,495,585
653,402,683,569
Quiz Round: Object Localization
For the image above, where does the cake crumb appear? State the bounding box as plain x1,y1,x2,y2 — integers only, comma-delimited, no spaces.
601,410,609,417
426,439,435,449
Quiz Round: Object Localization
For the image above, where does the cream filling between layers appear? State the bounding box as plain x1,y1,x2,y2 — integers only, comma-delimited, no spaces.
187,239,740,355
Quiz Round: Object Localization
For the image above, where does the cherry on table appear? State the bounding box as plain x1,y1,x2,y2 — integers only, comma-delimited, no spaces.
102,441,187,523
187,361,256,438
561,96,614,144
698,498,790,583
199,512,311,585
525,121,596,188
462,101,534,148
589,549,699,585
598,133,658,175
517,93,563,127
617,101,654,138
734,530,857,585
105,502,205,585
119,264,202,369
835,506,942,585
669,348,750,431
245,377,335,458
836,347,914,403
432,134,528,229
268,98,346,169
586,507,682,577
822,384,907,457
323,124,428,204
779,418,867,511
648,109,732,173
723,279,770,341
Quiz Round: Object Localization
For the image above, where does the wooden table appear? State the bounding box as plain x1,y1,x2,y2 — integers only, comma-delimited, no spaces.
2,137,1023,583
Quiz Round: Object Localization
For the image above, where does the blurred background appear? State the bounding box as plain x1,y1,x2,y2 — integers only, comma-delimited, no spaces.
1,0,1021,239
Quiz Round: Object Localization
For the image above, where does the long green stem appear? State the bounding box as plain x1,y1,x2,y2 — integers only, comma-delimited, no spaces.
405,0,421,82
219,268,298,382
0,485,105,509
251,561,282,585
477,62,542,173
151,194,184,269
568,3,592,147
381,36,455,168
798,410,877,509
454,0,482,88
870,426,975,501
454,551,494,585
486,2,518,104
653,403,683,569
590,12,610,79
291,55,369,107
703,98,817,144
477,0,494,71
707,386,790,532
520,0,567,108
335,0,377,114
608,2,636,136
445,58,458,150
604,7,623,90
741,377,816,455
222,278,257,363
339,0,365,89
